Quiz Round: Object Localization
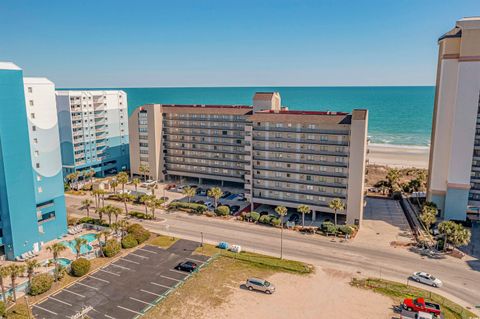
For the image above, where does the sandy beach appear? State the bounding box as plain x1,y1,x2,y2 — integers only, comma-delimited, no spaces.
367,143,430,169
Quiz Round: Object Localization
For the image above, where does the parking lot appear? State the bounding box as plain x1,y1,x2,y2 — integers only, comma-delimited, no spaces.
32,240,211,319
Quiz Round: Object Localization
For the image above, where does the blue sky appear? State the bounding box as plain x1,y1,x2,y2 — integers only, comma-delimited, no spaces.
0,0,478,87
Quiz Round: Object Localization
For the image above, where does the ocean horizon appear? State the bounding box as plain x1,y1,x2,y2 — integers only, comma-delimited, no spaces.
59,86,435,147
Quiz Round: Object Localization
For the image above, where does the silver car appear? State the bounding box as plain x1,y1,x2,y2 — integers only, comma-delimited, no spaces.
246,278,275,294
411,272,443,287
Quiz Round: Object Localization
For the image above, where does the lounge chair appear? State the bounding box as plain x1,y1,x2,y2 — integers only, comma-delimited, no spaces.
15,256,25,262
26,252,34,258
21,253,29,260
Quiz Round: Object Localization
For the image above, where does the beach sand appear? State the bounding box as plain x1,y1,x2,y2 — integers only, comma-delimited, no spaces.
367,143,430,169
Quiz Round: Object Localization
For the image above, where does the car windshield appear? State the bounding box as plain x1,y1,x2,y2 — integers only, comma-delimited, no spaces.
264,281,271,287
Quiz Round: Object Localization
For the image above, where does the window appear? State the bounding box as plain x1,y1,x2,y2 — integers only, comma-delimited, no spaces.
28,87,33,93
30,113,35,119
33,138,38,144
32,125,36,131
37,175,41,181
29,100,34,106
36,163,40,168
34,150,39,157
38,187,42,193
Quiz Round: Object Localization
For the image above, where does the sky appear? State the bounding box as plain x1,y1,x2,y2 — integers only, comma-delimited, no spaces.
0,0,479,87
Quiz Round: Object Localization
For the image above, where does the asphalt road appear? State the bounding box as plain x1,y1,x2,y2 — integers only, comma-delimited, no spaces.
66,194,480,312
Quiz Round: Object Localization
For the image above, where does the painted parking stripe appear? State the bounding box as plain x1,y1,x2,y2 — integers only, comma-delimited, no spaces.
129,252,149,259
76,281,99,290
33,304,58,315
104,314,116,319
110,263,131,271
98,268,120,276
89,275,110,283
130,297,155,306
169,269,188,275
49,296,72,306
187,257,206,264
121,258,140,264
160,275,181,282
137,248,157,254
117,306,143,315
150,282,171,289
63,288,85,298
140,289,162,297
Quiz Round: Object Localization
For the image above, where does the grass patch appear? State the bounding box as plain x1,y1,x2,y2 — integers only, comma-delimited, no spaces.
148,234,179,248
351,278,476,319
194,243,312,274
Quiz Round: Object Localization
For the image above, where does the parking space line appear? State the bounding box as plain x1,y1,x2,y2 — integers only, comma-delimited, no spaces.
110,263,131,271
137,248,157,254
140,289,162,297
63,288,85,298
160,275,181,282
150,282,171,289
76,281,99,290
89,275,110,283
98,268,120,276
129,253,149,259
33,305,58,315
169,269,188,275
49,296,72,306
121,258,140,264
117,306,143,315
187,257,206,264
130,297,155,306
104,314,116,319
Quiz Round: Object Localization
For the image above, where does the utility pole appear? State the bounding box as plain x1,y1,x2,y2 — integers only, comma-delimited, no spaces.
200,232,204,247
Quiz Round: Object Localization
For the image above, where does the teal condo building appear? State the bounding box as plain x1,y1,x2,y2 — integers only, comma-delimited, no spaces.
0,62,67,260
56,90,130,177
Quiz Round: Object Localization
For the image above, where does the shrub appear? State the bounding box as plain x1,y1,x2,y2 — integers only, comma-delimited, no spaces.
321,222,338,234
259,215,274,224
215,205,230,216
121,234,139,248
77,217,109,227
0,301,5,317
103,239,121,257
127,224,150,243
250,211,260,222
168,202,207,213
270,217,281,226
128,211,153,220
29,273,54,296
71,258,91,277
338,225,354,235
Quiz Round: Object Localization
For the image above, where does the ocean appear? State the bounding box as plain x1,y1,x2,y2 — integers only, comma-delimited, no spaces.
63,86,435,147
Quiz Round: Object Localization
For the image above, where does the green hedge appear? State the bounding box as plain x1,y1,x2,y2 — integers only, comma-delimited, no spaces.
121,234,139,248
127,224,150,243
320,222,338,234
71,258,91,277
259,215,274,224
77,217,109,227
270,217,281,226
215,205,230,216
103,239,121,257
250,211,260,221
168,201,207,213
128,211,153,220
29,273,54,296
337,225,354,235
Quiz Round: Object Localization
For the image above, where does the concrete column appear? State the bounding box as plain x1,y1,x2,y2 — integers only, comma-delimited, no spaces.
312,210,316,221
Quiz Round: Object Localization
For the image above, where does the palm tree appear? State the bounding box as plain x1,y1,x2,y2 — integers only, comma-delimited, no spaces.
87,168,96,183
47,243,67,280
66,171,80,190
73,237,88,259
117,172,129,193
140,195,154,215
0,266,10,304
297,204,311,228
148,198,165,219
81,199,93,217
7,264,25,301
25,259,40,286
98,189,106,207
386,168,401,193
183,186,196,203
112,206,122,222
105,205,113,225
139,164,150,181
275,206,288,259
207,187,223,208
110,179,118,194
328,198,345,226
117,219,130,240
132,178,140,192
118,193,135,216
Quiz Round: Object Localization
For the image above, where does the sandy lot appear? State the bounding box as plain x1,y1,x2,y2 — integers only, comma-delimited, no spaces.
368,143,429,169
208,266,394,319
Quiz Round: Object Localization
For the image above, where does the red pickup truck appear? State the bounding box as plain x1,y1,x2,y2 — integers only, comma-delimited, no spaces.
403,297,441,317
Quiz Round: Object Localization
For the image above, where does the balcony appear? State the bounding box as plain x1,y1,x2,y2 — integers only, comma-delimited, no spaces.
95,127,106,134
96,141,106,148
253,126,350,135
253,165,348,178
252,135,349,146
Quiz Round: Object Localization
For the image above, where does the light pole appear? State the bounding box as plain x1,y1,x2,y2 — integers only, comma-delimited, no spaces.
200,232,204,247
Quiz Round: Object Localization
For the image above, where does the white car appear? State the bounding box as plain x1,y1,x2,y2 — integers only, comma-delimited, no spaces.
141,179,157,188
411,272,443,288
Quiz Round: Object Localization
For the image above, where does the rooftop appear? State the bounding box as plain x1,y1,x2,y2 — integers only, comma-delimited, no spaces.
256,109,349,116
161,104,253,109
0,61,21,71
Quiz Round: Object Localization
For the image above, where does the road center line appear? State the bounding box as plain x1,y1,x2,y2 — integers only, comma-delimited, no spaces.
161,275,181,282
76,281,99,290
98,268,120,276
49,296,72,306
33,305,58,315
130,297,155,306
89,275,110,283
63,288,85,298
117,306,143,315
140,289,162,296
121,258,140,264
150,282,171,289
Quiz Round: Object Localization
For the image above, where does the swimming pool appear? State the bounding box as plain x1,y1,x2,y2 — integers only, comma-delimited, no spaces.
60,233,97,255
55,258,72,267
